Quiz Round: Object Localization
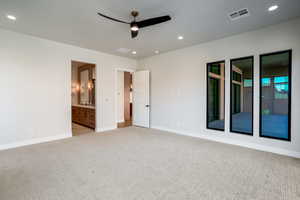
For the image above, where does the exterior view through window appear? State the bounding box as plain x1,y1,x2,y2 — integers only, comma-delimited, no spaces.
207,61,225,131
260,50,291,141
230,57,254,135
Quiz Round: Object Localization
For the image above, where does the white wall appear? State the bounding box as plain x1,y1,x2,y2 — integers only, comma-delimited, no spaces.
117,71,124,123
139,18,300,157
0,28,137,148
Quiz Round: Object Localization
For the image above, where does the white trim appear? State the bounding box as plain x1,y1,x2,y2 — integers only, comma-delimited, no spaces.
0,133,72,151
151,126,300,159
96,126,117,133
114,68,136,128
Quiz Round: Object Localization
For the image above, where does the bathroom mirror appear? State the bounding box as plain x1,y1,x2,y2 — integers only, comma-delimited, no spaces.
78,65,95,105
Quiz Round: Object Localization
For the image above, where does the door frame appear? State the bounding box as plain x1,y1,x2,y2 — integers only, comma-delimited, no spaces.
115,68,136,127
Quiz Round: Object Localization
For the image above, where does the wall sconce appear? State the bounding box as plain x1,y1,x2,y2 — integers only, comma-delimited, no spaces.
88,82,92,90
88,81,94,90
72,83,80,94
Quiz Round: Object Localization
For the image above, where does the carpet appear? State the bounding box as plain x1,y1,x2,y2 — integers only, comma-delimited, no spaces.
0,127,299,200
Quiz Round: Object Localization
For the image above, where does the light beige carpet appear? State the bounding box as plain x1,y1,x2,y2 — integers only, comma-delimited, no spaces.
0,127,299,200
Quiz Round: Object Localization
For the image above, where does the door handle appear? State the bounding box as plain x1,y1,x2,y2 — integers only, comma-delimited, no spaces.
145,105,150,108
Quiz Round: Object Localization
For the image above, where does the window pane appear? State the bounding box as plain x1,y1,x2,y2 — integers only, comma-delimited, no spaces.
230,57,253,135
210,64,221,75
262,78,271,86
274,76,288,83
207,61,225,130
233,72,242,82
244,79,252,87
260,51,291,140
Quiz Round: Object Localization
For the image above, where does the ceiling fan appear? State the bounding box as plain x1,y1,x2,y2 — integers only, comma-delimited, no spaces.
97,11,171,39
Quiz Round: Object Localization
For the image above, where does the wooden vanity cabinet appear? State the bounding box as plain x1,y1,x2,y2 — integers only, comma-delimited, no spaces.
72,106,95,129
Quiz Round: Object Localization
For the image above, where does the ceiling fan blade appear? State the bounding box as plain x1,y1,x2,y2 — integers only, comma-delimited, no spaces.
136,15,171,28
97,12,130,24
131,30,138,38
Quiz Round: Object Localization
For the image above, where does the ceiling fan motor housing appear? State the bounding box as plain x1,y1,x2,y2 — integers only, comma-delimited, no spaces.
131,11,139,18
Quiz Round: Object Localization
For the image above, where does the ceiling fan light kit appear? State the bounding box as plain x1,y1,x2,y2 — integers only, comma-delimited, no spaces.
130,23,139,31
98,10,171,39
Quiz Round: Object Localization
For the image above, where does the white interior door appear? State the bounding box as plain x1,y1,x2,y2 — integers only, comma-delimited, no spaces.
133,70,150,128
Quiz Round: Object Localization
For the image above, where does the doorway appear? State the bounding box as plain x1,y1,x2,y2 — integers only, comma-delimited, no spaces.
71,61,96,136
117,70,133,128
115,69,150,129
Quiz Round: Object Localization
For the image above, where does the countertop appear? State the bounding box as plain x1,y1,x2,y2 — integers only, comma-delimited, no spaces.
72,104,95,109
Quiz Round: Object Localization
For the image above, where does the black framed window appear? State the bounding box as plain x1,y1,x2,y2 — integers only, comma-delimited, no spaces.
230,57,254,135
259,50,292,141
207,61,225,131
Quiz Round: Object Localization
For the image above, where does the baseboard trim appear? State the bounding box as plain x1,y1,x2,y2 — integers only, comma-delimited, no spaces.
0,133,72,151
96,126,117,133
152,126,300,159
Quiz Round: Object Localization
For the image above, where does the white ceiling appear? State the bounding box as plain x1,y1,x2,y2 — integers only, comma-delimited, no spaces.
0,0,300,59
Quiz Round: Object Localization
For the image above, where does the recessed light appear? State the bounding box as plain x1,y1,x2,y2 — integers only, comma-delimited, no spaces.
155,50,160,54
268,5,278,12
6,15,16,21
178,36,184,40
132,51,137,55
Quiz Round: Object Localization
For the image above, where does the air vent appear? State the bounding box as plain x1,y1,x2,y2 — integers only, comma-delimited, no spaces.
229,8,250,20
116,48,131,54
